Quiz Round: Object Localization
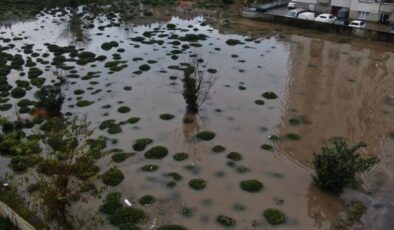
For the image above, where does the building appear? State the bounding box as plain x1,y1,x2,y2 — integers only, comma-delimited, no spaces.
294,0,394,24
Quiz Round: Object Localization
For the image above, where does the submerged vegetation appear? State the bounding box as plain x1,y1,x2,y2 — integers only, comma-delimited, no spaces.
313,140,378,193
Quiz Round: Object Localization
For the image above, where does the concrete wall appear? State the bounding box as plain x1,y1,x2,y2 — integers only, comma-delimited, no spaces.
331,0,351,8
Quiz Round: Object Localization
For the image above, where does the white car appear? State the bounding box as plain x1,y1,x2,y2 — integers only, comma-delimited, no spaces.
288,1,296,9
349,20,366,28
287,8,306,18
297,12,315,21
315,14,337,23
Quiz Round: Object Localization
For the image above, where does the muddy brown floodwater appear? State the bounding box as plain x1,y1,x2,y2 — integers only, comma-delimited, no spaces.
0,6,393,230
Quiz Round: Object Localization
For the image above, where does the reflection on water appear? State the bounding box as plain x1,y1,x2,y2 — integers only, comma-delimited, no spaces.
1,7,394,229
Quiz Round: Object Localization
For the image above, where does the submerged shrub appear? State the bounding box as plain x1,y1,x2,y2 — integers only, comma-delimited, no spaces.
118,106,131,113
132,138,153,151
109,207,146,227
157,225,188,230
212,145,225,153
34,85,64,116
144,146,168,159
188,179,206,190
141,164,158,172
11,87,26,98
139,195,156,206
196,131,215,141
313,140,378,193
159,114,174,120
240,179,263,193
216,215,236,227
262,92,278,100
173,152,188,161
263,208,286,225
225,39,243,46
102,167,124,186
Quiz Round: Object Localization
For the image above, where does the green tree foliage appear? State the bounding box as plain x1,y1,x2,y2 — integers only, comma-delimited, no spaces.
313,140,378,193
34,85,64,117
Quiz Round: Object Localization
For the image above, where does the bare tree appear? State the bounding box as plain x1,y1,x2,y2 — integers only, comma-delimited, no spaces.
176,55,218,114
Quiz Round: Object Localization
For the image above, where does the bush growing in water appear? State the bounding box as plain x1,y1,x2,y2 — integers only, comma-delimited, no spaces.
34,85,64,117
313,139,378,193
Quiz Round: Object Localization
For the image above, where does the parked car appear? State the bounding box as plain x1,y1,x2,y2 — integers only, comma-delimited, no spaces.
288,1,296,9
349,20,367,28
297,12,316,21
390,27,394,33
315,14,337,23
287,8,307,18
335,7,350,25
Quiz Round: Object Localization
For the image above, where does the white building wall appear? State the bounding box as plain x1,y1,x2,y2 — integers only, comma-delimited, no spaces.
331,0,351,8
295,0,318,4
350,0,380,14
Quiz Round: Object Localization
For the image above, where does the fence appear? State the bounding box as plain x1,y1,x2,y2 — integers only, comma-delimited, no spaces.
0,201,36,230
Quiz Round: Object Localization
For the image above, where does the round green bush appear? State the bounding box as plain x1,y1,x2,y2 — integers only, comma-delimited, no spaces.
212,145,225,153
118,106,131,113
144,146,168,159
127,117,140,124
109,207,146,226
139,64,150,71
263,208,286,225
226,39,243,46
139,195,156,205
0,104,12,111
240,179,263,193
262,92,278,100
102,167,124,186
157,225,188,230
76,100,94,107
188,179,206,190
261,144,273,151
173,152,188,161
112,152,128,163
160,114,175,120
227,152,242,161
216,215,236,227
141,164,158,172
132,138,153,151
255,99,265,105
11,87,26,98
286,133,301,141
196,131,215,141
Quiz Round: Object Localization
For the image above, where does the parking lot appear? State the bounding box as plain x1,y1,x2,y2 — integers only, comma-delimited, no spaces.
263,6,393,33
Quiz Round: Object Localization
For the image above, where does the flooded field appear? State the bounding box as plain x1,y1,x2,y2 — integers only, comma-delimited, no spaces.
0,5,393,230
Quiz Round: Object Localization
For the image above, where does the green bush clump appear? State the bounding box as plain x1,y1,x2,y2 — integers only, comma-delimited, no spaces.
196,131,215,141
216,215,236,227
139,195,156,205
73,89,85,95
127,117,140,124
159,113,174,120
110,207,146,227
255,99,265,105
141,164,158,172
212,145,225,153
76,100,94,107
313,140,378,193
0,103,12,111
144,146,168,159
102,167,124,186
112,152,129,163
80,182,96,193
101,41,119,50
285,133,301,141
139,64,150,71
173,152,188,161
11,87,26,98
157,225,187,230
240,179,263,193
262,92,278,100
118,106,131,113
100,192,123,215
132,138,153,151
226,39,243,46
261,144,273,151
188,179,206,190
263,208,286,225
10,155,41,172
28,67,43,79
227,152,242,161
17,99,34,107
